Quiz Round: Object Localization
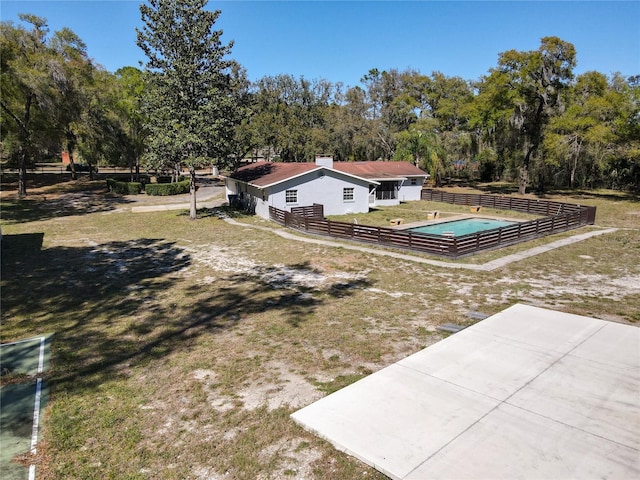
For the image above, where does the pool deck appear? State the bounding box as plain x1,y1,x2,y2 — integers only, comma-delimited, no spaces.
393,212,530,230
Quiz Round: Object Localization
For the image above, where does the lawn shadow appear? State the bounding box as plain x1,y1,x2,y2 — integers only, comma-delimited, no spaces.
0,233,45,252
0,177,135,224
560,189,640,203
1,238,373,393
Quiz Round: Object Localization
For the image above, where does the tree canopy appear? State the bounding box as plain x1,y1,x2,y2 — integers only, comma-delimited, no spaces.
2,10,638,194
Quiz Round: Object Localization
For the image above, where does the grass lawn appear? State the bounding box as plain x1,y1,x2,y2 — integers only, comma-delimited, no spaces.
1,177,639,479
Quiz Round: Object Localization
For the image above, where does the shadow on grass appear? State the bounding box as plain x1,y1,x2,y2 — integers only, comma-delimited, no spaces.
1,179,135,224
0,233,44,252
558,189,640,203
467,182,639,202
1,235,372,393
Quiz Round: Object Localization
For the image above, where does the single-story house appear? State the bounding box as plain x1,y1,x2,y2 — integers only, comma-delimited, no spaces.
224,156,429,219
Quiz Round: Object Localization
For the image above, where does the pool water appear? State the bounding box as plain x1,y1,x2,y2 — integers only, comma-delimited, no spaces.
409,218,517,236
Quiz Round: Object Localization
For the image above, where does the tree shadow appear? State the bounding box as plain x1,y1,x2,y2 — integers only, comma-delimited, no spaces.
555,189,640,203
0,179,135,224
1,237,373,393
463,182,639,202
0,233,44,252
473,183,520,195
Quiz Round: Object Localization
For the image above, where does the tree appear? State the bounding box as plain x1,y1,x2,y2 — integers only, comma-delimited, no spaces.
49,27,98,180
483,37,576,193
1,15,59,196
393,120,445,185
114,66,148,181
136,0,237,219
1,14,103,192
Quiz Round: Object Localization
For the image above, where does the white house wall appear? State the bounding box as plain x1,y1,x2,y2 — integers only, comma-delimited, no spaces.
399,179,424,201
269,171,370,218
226,169,426,220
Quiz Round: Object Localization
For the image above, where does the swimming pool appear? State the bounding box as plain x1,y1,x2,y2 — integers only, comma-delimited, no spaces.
409,218,517,236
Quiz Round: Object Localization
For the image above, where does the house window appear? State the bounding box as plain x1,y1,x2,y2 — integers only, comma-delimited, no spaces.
411,178,418,186
285,189,298,204
343,187,354,202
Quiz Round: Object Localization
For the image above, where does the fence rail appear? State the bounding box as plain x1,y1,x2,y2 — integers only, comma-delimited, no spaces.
269,190,596,258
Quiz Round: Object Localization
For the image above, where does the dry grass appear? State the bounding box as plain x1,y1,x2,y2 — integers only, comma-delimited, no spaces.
1,178,639,479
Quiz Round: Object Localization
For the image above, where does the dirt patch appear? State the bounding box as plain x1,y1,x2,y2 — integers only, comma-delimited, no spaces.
238,363,323,411
182,244,369,289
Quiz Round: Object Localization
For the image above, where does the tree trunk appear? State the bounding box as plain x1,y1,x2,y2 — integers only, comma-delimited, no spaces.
519,145,536,195
68,155,77,181
18,147,27,198
518,165,528,195
189,167,197,220
67,132,78,180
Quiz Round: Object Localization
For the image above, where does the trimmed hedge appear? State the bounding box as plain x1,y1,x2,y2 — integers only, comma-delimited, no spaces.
106,178,143,195
157,175,186,184
145,179,191,196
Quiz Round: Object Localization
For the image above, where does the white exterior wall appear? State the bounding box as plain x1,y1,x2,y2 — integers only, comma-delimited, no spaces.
399,178,425,202
270,171,370,217
254,170,367,219
374,198,398,207
225,180,237,197
228,169,426,220
225,179,270,217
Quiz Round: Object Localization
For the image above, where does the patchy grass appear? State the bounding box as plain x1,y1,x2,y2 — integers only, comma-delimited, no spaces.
1,179,639,479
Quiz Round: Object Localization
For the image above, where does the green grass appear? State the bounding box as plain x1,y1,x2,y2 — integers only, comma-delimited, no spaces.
1,179,639,479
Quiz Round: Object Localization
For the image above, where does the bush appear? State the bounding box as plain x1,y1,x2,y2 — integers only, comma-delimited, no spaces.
145,179,191,196
106,178,143,195
157,175,186,184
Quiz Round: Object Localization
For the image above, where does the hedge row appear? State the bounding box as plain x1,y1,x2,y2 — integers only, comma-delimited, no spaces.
157,175,186,184
107,178,192,196
106,178,143,195
144,179,191,196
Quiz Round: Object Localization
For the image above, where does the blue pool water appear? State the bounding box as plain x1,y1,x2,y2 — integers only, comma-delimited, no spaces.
409,218,517,236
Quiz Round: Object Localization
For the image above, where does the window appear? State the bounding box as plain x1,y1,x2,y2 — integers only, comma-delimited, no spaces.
285,189,298,204
343,187,354,202
411,178,418,186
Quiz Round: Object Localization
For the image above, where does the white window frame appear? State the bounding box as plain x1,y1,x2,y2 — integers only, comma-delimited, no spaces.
285,189,298,205
343,187,355,202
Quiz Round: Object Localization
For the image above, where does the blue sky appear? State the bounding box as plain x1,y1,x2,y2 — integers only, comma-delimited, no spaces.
1,1,638,87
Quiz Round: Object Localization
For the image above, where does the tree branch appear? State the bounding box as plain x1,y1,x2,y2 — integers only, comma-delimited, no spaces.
0,99,29,136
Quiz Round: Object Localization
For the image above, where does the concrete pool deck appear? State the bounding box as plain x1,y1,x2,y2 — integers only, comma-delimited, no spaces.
291,304,640,480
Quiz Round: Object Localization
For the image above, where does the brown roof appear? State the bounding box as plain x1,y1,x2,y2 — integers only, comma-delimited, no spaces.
229,162,319,187
228,161,428,187
332,161,428,180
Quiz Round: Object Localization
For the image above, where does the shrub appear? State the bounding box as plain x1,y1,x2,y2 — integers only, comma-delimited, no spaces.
157,175,186,184
106,178,143,195
145,179,191,196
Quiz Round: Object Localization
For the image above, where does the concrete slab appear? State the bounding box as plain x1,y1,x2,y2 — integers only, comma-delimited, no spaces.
397,328,557,401
291,304,640,480
293,364,499,479
405,403,640,480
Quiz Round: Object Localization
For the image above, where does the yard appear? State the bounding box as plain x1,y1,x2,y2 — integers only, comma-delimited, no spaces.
1,176,639,479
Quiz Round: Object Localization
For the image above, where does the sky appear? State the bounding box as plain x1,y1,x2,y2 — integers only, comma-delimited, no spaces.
1,0,639,88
